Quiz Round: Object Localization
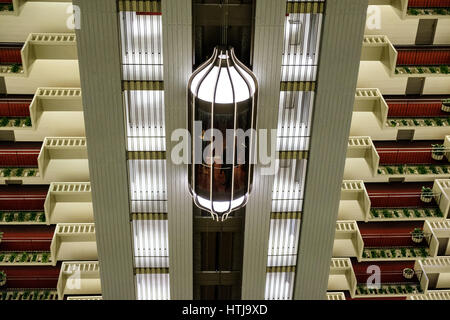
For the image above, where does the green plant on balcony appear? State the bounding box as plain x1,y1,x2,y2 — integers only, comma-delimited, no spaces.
429,165,439,174
401,119,408,126
408,8,420,15
436,208,444,217
441,65,449,74
27,169,35,177
22,291,30,300
390,249,397,258
5,213,14,222
413,119,420,126
386,166,394,174
401,248,407,257
424,208,432,217
15,168,23,177
435,8,446,15
383,209,392,218
403,209,411,217
414,209,422,218
388,286,396,294
23,117,32,127
17,211,25,222
443,167,449,174
41,253,49,263
429,67,437,73
38,213,45,222
405,284,414,293
2,168,11,177
418,166,428,175
390,120,398,127
377,169,382,174
434,118,444,126
394,210,400,217
380,250,386,258
397,165,404,174
408,167,415,174
424,119,433,126
421,186,433,202
9,253,17,262
404,67,412,74
419,247,428,258
0,117,9,127
417,67,424,74
362,251,367,258
403,268,415,280
411,228,424,244
371,209,379,218
0,270,6,287
29,212,37,221
410,249,417,257
431,144,445,160
10,63,20,73
13,118,20,127
0,255,4,262
31,254,37,262
371,250,378,258
19,252,27,263
0,212,3,221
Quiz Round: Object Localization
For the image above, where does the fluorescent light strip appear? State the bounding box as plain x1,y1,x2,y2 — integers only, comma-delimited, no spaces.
120,12,163,66
272,159,308,201
128,159,167,213
124,90,166,151
136,273,170,300
277,91,315,140
265,271,295,300
132,218,169,268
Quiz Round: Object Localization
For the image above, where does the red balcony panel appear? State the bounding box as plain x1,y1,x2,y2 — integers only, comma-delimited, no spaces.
352,260,419,284
0,1,13,4
0,48,21,65
0,101,31,118
374,140,444,165
358,221,425,248
0,185,49,211
387,100,447,118
0,225,55,251
397,49,450,66
0,142,41,168
409,0,450,8
366,182,436,208
1,264,61,289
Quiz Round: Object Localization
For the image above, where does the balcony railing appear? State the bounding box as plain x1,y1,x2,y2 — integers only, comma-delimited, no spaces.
0,142,41,168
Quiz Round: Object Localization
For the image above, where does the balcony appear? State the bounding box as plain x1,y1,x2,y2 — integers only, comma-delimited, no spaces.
352,260,428,298
395,46,450,76
339,181,371,221
345,137,450,181
0,185,48,225
37,137,89,183
358,221,439,260
50,223,97,263
0,225,54,265
340,180,450,221
0,142,41,180
0,264,60,291
408,290,450,300
56,261,101,300
0,33,77,78
44,182,92,225
328,258,357,294
366,182,447,219
351,90,450,140
333,221,363,259
25,88,85,139
360,37,449,95
375,140,450,178
419,257,450,290
0,94,32,130
345,137,380,180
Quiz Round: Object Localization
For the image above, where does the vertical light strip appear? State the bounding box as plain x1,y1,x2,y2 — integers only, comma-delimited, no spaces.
118,1,169,300
265,0,325,300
